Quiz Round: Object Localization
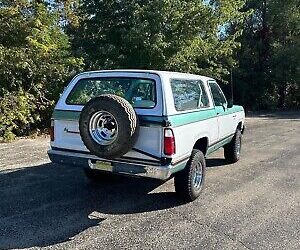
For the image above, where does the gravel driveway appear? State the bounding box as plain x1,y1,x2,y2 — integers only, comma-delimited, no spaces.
0,112,299,250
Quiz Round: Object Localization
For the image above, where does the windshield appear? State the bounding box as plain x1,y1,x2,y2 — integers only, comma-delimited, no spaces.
66,77,156,109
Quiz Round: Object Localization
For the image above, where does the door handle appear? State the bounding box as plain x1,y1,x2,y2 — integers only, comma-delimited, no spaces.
216,112,220,115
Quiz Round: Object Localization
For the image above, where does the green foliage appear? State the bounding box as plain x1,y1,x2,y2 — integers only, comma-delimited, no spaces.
71,0,247,81
0,0,299,141
235,0,300,110
0,1,83,140
0,89,37,141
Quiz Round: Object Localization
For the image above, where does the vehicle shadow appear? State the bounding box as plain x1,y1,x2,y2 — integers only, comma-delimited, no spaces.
0,163,183,249
206,158,231,168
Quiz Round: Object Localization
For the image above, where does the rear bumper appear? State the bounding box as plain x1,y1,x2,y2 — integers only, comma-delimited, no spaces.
48,149,186,180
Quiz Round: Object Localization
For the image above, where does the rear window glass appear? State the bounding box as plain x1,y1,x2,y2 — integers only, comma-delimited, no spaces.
66,77,156,108
171,79,210,111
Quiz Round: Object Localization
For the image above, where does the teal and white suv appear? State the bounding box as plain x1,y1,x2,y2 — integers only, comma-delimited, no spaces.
48,70,245,201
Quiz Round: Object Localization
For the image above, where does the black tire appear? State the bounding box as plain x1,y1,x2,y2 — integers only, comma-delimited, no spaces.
174,149,206,202
79,94,139,159
224,129,242,163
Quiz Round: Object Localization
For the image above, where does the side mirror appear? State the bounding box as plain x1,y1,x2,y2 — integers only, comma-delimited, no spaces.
227,98,233,108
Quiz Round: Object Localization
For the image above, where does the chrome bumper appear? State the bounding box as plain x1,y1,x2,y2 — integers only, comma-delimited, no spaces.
48,149,186,180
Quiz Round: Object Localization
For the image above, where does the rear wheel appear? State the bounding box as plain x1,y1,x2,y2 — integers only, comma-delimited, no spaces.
174,149,206,202
224,129,242,163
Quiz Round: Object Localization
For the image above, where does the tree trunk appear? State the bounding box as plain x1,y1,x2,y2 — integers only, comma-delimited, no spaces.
278,83,287,108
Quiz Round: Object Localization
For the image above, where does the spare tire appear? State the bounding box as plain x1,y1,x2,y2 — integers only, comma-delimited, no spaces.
79,94,139,159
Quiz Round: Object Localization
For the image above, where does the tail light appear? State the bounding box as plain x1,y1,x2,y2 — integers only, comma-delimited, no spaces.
50,119,54,141
164,128,175,156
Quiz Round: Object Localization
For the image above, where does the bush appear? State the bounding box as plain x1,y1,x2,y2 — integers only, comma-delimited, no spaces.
0,89,38,141
0,2,83,141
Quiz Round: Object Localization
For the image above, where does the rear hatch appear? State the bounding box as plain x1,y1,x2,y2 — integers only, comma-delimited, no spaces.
51,71,164,165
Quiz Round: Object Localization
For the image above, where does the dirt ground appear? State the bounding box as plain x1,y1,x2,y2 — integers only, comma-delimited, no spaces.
0,112,299,250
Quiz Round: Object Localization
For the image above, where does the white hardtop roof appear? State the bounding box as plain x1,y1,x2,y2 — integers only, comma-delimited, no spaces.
78,69,215,82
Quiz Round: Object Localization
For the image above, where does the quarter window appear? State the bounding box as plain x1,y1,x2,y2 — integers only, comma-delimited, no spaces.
171,79,210,111
209,81,227,106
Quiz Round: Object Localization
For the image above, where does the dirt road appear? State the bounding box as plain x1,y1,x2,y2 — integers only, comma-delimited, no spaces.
0,112,299,249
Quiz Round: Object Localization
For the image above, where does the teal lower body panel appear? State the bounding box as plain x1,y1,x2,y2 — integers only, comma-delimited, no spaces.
206,134,235,156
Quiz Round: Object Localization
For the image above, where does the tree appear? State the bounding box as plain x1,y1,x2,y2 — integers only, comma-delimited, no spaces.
71,0,247,81
235,0,300,110
0,0,83,140
268,0,300,108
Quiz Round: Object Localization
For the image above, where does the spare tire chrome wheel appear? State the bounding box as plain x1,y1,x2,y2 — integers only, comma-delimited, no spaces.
89,111,118,146
79,94,139,159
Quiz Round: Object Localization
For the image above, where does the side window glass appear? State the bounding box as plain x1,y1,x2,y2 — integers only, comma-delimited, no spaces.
198,81,210,108
171,79,210,111
209,82,227,106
